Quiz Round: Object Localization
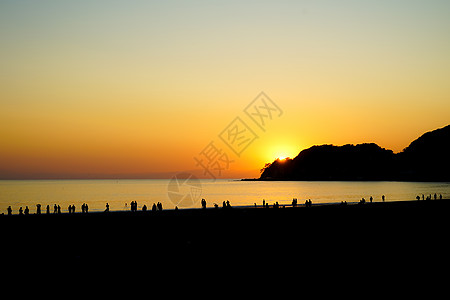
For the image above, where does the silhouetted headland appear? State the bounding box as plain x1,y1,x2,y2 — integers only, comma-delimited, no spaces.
256,124,450,181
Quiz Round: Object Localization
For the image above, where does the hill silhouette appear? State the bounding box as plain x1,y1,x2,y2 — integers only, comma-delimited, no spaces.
259,125,450,181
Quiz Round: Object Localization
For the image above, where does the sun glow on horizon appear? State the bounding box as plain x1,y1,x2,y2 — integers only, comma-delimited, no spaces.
276,155,289,161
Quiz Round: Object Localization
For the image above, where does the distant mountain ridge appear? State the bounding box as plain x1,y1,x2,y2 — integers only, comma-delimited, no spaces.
259,125,450,181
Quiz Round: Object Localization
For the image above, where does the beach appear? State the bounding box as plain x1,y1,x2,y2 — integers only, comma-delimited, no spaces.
3,199,449,270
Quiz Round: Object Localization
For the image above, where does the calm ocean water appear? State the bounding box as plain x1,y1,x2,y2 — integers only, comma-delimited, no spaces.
1,179,449,214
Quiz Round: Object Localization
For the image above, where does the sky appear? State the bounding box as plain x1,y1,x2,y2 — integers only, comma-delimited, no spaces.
1,0,449,179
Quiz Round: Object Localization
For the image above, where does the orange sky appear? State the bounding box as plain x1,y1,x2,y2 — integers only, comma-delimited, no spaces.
1,1,449,179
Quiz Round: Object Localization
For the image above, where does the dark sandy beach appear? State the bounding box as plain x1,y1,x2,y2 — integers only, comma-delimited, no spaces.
3,199,449,269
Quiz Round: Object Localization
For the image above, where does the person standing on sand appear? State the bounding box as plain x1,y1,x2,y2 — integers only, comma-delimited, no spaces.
7,206,12,216
382,195,385,202
105,203,110,212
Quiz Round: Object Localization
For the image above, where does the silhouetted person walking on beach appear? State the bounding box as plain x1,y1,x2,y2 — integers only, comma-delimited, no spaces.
7,206,12,216
19,207,23,215
201,198,206,209
24,206,29,215
46,205,50,214
382,195,385,202
105,203,110,212
36,204,41,215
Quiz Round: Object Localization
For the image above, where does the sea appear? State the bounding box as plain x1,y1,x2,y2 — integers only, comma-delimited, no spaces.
1,179,449,214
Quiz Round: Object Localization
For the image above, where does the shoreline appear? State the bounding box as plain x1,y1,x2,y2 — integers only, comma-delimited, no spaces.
2,198,447,216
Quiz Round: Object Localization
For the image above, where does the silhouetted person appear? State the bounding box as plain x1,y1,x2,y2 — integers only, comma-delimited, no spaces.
157,202,163,211
370,196,373,203
152,203,157,212
19,207,23,215
105,203,109,212
36,204,41,215
223,201,226,208
440,194,442,200
226,200,230,208
46,205,50,214
131,201,138,212
24,206,29,215
85,203,89,213
292,198,297,207
422,194,425,201
57,205,61,214
68,205,72,214
7,206,12,216
263,199,265,207
142,204,147,212
434,193,437,200
201,198,206,209
382,195,385,202
416,195,420,201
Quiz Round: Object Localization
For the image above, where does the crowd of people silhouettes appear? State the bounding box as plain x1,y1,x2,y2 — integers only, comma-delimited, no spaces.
417,193,442,201
2,192,447,216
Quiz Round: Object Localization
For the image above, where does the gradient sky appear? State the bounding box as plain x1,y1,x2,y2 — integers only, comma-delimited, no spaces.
1,0,449,179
